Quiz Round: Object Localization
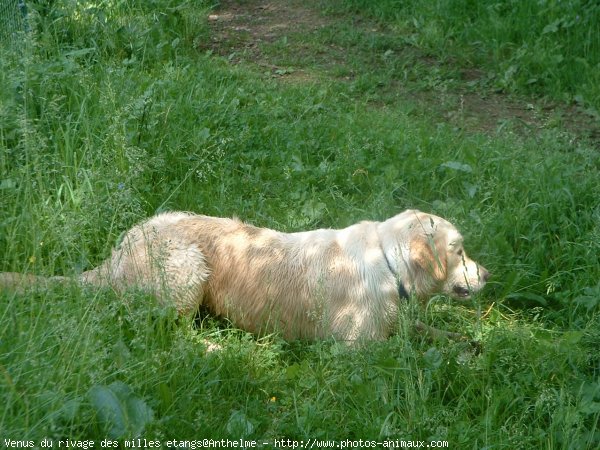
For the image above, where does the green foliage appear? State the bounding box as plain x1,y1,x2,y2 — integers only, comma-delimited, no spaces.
328,0,600,112
88,381,154,438
1,0,599,446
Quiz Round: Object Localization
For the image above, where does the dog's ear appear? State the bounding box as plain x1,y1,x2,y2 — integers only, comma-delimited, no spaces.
410,235,447,282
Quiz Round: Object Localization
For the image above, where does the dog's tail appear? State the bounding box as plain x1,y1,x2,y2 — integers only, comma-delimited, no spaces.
0,272,71,293
0,267,110,293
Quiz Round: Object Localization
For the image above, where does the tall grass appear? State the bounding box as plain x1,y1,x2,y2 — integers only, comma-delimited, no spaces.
1,0,599,446
328,0,600,112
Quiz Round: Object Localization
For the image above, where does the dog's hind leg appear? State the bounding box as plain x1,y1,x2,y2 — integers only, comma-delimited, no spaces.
157,244,210,315
77,232,210,316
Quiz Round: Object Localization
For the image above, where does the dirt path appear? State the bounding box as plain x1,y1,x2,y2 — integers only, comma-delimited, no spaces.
206,0,599,145
207,0,329,78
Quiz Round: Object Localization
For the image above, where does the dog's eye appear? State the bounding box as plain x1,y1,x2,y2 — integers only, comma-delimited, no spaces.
457,249,463,256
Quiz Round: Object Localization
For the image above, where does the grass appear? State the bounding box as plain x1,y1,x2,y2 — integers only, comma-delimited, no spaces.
1,0,599,447
325,0,600,114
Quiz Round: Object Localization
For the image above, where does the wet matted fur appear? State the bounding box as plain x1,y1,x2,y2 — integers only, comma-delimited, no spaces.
0,209,489,342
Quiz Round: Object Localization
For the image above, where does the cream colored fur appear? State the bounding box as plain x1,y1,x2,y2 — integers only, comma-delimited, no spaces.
0,209,489,342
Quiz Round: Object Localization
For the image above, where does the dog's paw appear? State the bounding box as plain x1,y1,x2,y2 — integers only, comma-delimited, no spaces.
202,339,223,353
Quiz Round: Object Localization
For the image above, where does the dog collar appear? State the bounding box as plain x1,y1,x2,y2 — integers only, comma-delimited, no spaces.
381,249,410,300
396,278,410,300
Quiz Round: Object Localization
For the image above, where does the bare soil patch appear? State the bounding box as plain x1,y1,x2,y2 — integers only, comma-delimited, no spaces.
206,0,329,80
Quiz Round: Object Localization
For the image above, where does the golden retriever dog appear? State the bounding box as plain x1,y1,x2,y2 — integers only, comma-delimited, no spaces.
0,209,489,342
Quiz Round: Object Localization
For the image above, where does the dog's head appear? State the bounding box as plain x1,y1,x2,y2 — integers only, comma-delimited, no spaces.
378,210,489,300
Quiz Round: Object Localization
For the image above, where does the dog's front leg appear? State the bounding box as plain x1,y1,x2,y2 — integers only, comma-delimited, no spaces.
414,320,482,353
414,319,467,342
